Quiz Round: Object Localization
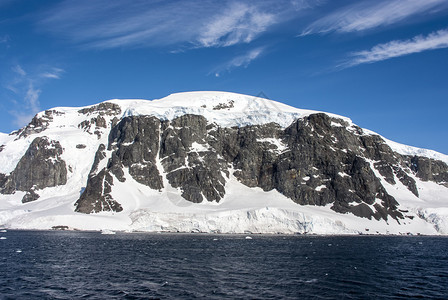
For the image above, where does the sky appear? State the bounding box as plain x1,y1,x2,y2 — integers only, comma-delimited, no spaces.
1,0,447,154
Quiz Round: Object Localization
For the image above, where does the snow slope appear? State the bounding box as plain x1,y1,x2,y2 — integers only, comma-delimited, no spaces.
0,91,447,234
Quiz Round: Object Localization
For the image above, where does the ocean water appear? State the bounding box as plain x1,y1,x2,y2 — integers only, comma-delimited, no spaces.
0,231,447,299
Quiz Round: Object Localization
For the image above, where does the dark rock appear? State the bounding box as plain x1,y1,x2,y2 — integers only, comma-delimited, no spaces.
72,112,441,221
75,169,122,213
52,225,69,230
78,102,122,116
76,144,87,149
213,100,234,110
0,173,7,190
22,190,40,203
373,203,388,221
78,116,109,139
394,166,419,196
266,113,402,220
75,144,121,213
108,116,163,189
76,103,121,139
75,144,124,213
90,144,107,175
408,156,448,187
78,116,108,130
1,137,67,203
15,110,65,139
75,116,165,213
350,203,375,219
160,115,227,202
374,162,395,185
96,116,107,128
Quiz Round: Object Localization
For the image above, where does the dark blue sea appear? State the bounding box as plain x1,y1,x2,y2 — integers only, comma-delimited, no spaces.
0,231,447,299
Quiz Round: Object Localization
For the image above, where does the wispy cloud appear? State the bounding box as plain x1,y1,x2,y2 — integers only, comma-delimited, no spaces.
10,83,42,128
302,0,448,35
4,64,64,128
340,28,448,68
0,35,9,44
25,83,41,113
12,65,26,76
213,47,265,77
197,3,276,47
39,0,305,50
41,68,64,79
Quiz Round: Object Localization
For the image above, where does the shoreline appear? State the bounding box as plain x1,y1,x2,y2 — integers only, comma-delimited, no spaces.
1,227,446,237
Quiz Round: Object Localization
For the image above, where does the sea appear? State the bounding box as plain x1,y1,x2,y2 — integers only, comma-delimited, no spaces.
0,230,447,299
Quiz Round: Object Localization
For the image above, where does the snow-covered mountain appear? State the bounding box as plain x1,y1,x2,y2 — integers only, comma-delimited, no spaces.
1,91,447,234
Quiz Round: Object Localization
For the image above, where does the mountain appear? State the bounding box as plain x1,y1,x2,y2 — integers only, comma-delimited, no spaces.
1,91,447,234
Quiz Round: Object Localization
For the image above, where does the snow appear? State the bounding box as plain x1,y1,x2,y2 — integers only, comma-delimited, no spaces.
338,172,350,178
256,138,288,153
0,138,32,175
0,91,447,235
315,185,326,192
331,121,344,127
190,142,209,152
384,138,448,164
0,132,11,144
109,91,350,128
0,169,443,235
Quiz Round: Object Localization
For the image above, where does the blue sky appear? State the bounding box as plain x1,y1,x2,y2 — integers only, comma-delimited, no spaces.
1,0,448,154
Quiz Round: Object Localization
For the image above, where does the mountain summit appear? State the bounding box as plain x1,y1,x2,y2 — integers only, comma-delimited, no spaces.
1,92,447,234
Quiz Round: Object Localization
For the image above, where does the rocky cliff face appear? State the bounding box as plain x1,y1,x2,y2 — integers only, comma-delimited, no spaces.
73,112,448,222
0,137,67,203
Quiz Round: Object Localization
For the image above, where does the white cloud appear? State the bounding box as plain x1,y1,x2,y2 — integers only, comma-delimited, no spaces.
9,83,41,128
25,83,41,113
12,65,26,76
197,3,276,47
4,65,63,128
214,47,264,76
302,0,448,35
340,28,448,68
41,68,64,79
39,0,301,50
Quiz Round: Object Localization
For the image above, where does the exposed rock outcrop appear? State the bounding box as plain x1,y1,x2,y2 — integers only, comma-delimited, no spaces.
160,115,228,203
78,102,122,116
76,103,122,139
75,144,123,213
0,136,67,202
408,156,448,187
73,113,448,220
15,110,65,139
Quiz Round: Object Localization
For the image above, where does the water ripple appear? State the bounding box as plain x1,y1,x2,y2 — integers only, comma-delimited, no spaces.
0,232,447,299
